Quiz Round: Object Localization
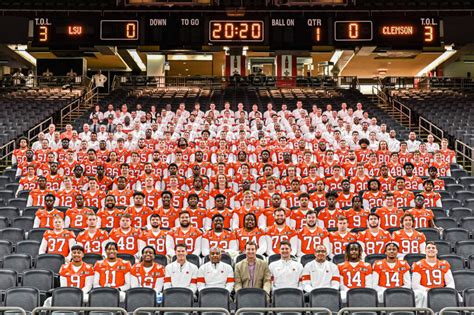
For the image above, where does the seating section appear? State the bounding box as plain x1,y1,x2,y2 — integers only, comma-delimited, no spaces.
392,89,474,146
0,89,81,146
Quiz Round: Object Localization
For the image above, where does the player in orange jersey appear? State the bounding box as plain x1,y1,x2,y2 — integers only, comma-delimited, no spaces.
365,152,381,177
420,179,442,208
154,191,178,229
329,216,357,257
234,213,267,255
375,193,404,230
45,162,62,190
342,150,358,177
59,150,78,177
131,246,165,293
317,191,343,229
202,214,238,257
439,138,456,164
166,210,203,257
412,242,455,307
406,194,437,229
17,165,38,194
56,176,81,207
257,176,282,209
125,191,153,228
71,165,88,191
27,176,54,207
83,178,106,209
402,162,423,190
378,164,395,192
345,196,370,229
108,214,144,258
33,193,64,228
309,179,328,208
206,194,234,230
297,210,331,256
232,191,263,230
93,241,132,302
182,193,208,229
265,208,297,256
336,180,355,208
283,179,304,208
165,175,187,209
142,176,161,209
362,179,385,209
350,164,370,193
96,195,124,229
109,176,134,207
392,177,415,208
185,177,211,209
392,213,426,257
430,151,451,177
288,193,313,230
95,165,113,191
427,166,445,191
338,242,373,303
140,214,168,256
300,164,323,192
76,214,109,255
12,137,29,166
372,242,411,302
411,151,428,177
65,194,95,228
326,165,345,191
357,213,391,255
39,215,76,259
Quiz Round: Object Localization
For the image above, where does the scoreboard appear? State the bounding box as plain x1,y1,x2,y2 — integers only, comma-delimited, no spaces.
29,14,442,49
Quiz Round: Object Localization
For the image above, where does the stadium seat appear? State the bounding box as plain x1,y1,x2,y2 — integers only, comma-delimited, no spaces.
0,190,14,204
22,207,39,218
203,253,233,266
268,254,282,265
272,288,304,315
8,198,26,209
365,254,386,265
384,288,415,307
89,287,120,307
83,253,103,266
172,254,200,267
464,288,474,306
443,199,463,210
432,208,447,218
433,240,452,255
16,240,40,258
52,287,83,307
438,191,452,200
35,254,65,273
0,176,10,189
235,288,267,314
450,208,473,222
17,190,29,200
124,287,156,312
0,207,20,221
446,184,465,194
21,270,54,292
427,288,459,313
0,216,8,229
404,254,426,266
3,254,31,273
309,288,341,314
459,177,474,188
439,254,465,271
117,253,135,265
417,228,440,241
0,269,17,291
0,228,24,244
346,288,378,308
163,287,194,308
455,240,474,258
4,287,40,312
0,240,12,260
154,254,168,267
300,254,315,267
11,217,34,231
332,254,345,264
455,191,474,202
27,228,48,242
463,199,474,211
444,228,470,243
461,217,474,230
453,270,474,291
198,287,230,310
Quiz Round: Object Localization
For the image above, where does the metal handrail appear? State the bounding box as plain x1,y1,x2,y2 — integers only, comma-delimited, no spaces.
381,76,474,90
33,306,128,315
0,307,27,315
391,98,412,128
455,140,474,175
338,307,435,315
0,140,16,167
27,116,54,142
236,307,332,315
419,116,444,141
135,307,231,315
440,307,474,315
59,87,98,127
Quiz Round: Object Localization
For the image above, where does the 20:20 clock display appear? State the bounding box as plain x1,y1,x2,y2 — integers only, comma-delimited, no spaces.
209,20,264,42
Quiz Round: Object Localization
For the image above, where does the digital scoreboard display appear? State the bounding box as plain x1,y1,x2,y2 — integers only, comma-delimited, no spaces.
30,15,443,49
209,20,264,43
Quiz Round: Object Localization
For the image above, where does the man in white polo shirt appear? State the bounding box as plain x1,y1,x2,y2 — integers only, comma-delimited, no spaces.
197,247,234,292
301,244,340,293
269,241,303,290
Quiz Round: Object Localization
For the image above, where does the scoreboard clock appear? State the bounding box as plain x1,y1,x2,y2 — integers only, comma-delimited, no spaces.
209,20,264,42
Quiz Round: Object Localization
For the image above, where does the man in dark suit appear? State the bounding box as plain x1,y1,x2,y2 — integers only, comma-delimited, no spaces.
234,240,271,294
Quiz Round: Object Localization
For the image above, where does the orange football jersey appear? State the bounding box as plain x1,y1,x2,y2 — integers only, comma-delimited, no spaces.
131,262,165,288
297,226,329,255
405,208,434,228
76,229,109,255
59,262,95,288
140,229,168,255
412,259,451,288
375,207,405,230
94,258,132,288
266,224,296,254
36,209,64,228
234,227,267,252
109,228,142,255
373,259,410,288
338,261,372,289
329,231,358,256
96,208,124,229
43,229,75,256
66,207,95,229
392,229,426,255
357,229,392,255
